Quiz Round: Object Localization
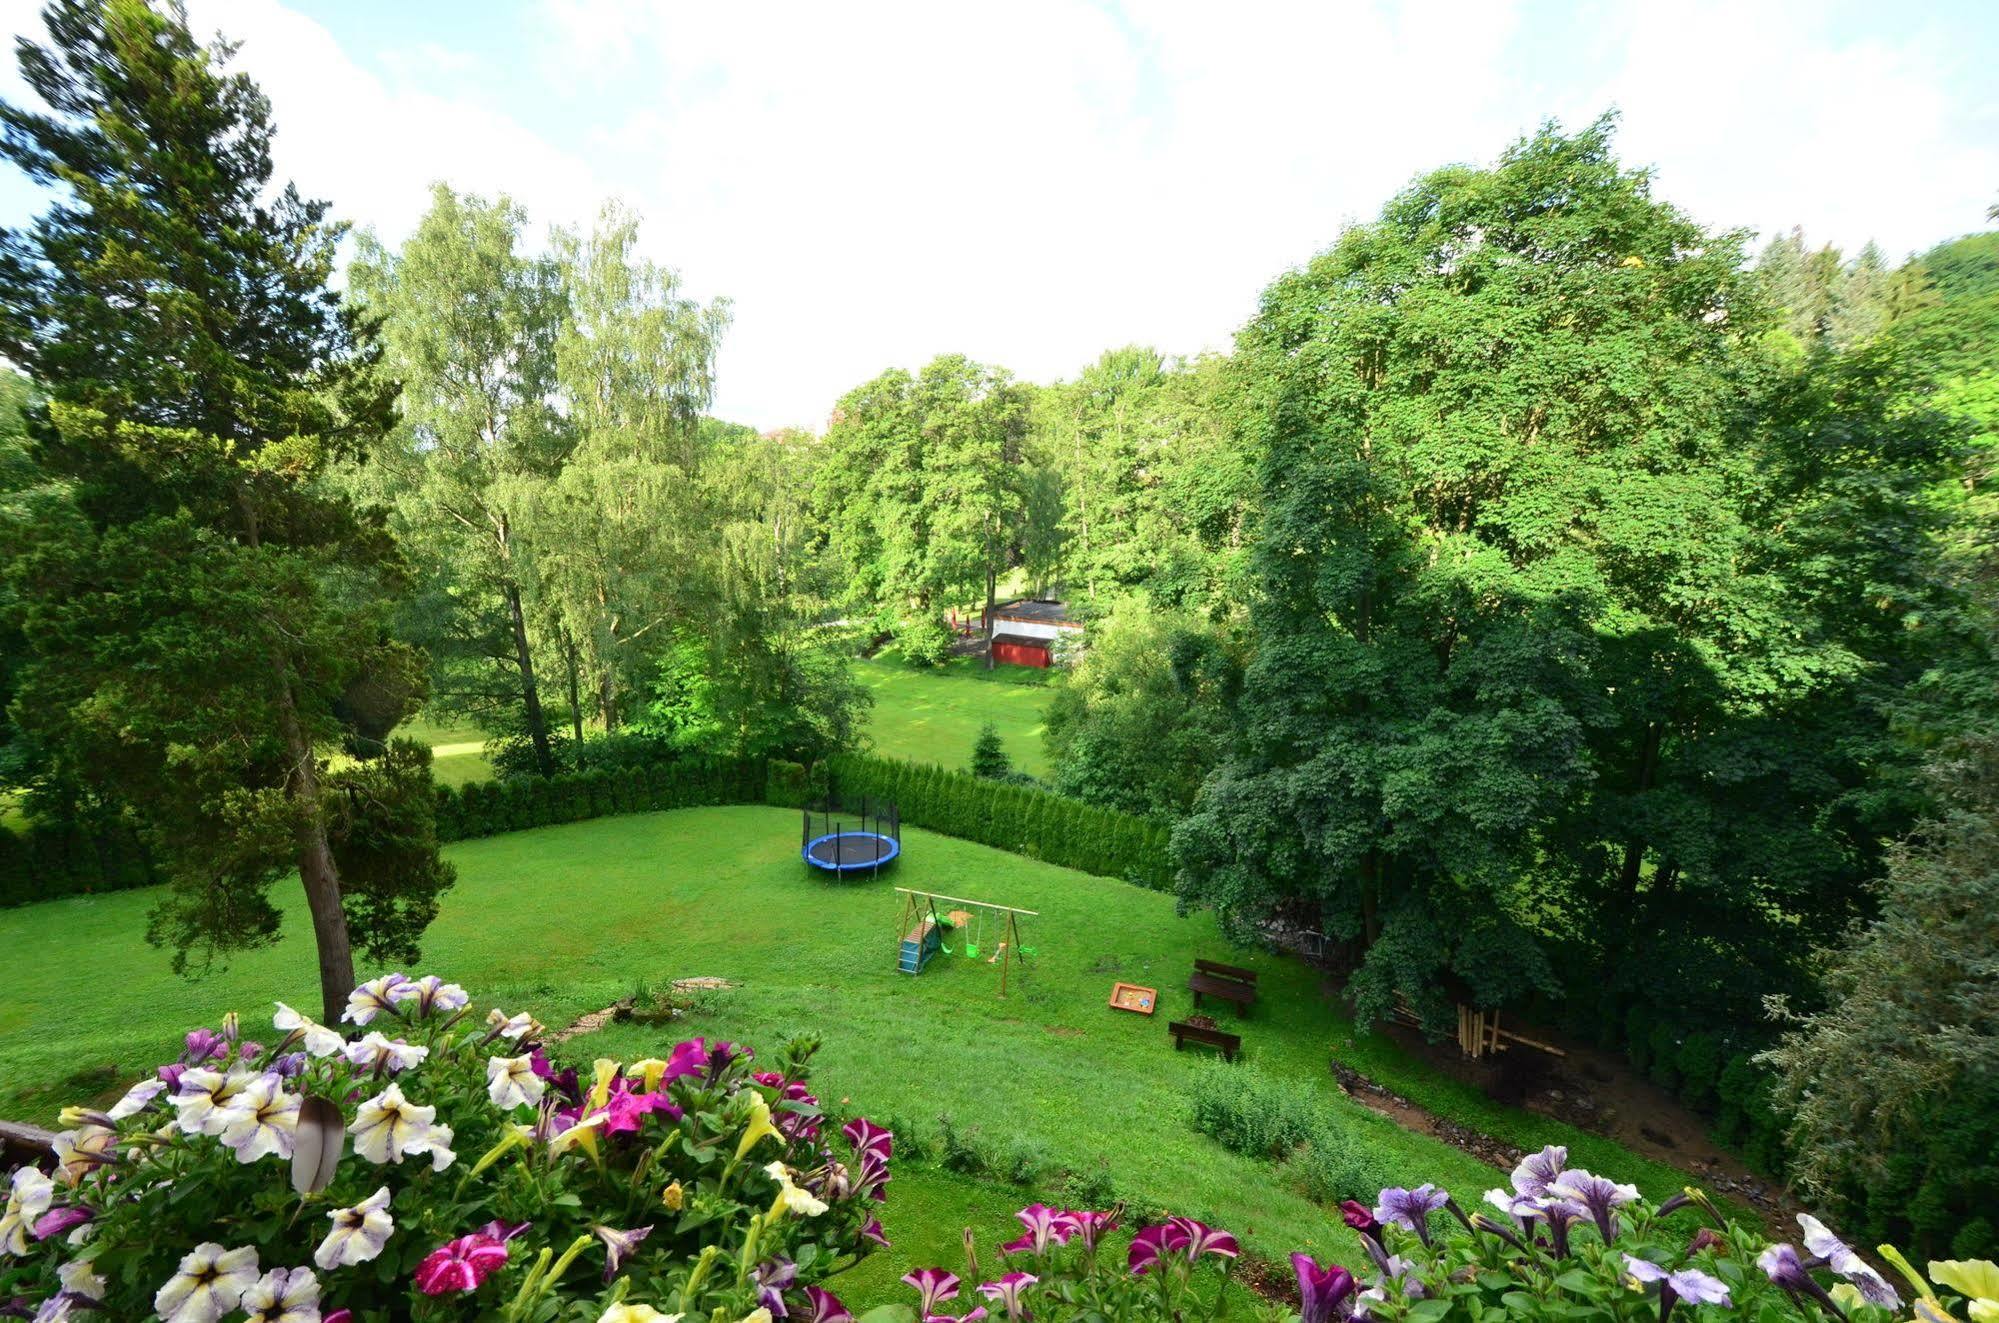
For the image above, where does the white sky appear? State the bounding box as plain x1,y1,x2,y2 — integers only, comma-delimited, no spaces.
1,0,1994,430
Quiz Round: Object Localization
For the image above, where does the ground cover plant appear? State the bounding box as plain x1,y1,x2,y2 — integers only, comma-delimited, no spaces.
0,807,1709,1281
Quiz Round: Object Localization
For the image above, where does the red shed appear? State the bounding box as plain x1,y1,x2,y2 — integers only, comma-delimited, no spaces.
990,633,1053,668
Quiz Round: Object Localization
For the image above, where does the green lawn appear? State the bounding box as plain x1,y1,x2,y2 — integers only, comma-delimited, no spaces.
393,716,495,787
0,806,1710,1282
856,652,1054,777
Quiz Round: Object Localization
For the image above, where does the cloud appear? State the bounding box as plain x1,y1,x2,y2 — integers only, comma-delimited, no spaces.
0,0,1992,430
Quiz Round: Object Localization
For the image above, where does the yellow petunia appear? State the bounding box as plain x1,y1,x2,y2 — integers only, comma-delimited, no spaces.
660,1180,684,1211
735,1096,780,1160
627,1059,670,1091
597,1305,682,1323
1930,1261,1999,1323
588,1059,620,1112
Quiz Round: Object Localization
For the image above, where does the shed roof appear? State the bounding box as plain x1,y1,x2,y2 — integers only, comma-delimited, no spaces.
989,598,1073,625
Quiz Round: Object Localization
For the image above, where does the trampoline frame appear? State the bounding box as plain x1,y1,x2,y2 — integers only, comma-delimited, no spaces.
801,795,901,879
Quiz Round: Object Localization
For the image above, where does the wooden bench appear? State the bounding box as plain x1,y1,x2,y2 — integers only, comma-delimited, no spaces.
1169,1020,1242,1061
1194,958,1258,985
0,1119,55,1169
1188,969,1257,1018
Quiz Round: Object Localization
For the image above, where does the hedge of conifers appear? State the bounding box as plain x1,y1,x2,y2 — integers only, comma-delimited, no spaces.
0,751,1175,904
824,753,1173,889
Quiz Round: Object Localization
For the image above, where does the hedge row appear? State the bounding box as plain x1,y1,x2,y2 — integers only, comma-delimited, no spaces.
434,756,767,843
0,817,158,907
825,753,1173,889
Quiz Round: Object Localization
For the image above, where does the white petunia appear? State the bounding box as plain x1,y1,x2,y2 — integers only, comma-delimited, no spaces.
48,1125,117,1185
390,974,468,1017
427,1122,457,1172
486,1008,536,1040
349,1083,442,1165
0,1165,55,1255
57,1255,107,1301
107,1078,167,1121
764,1161,829,1218
240,1264,321,1323
272,1003,345,1058
342,1032,429,1074
171,1069,255,1136
342,973,412,1026
486,1055,546,1110
314,1186,394,1270
216,1074,300,1164
154,1241,259,1323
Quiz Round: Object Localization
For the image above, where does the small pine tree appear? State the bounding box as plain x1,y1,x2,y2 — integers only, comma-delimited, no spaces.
971,723,1012,779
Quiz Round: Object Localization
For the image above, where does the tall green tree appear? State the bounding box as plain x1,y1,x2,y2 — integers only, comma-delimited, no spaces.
917,355,1034,669
347,186,569,773
533,203,728,729
0,0,449,1021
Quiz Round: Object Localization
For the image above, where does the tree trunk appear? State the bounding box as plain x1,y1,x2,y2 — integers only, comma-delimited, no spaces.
503,581,556,775
563,633,584,745
273,657,355,1025
984,564,997,670
599,669,620,733
1618,722,1664,895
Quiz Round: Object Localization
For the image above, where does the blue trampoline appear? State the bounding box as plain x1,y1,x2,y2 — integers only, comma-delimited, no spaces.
801,796,900,878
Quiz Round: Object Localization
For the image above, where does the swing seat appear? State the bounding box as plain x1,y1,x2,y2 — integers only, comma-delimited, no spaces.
964,943,980,958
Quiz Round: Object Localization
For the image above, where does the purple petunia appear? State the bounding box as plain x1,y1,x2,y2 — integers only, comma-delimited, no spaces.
1625,1254,1733,1320
1065,1210,1119,1253
1510,1145,1568,1199
1373,1186,1449,1247
903,1268,961,1316
754,1256,798,1316
803,1286,853,1323
1548,1170,1639,1245
1001,1205,1079,1257
978,1272,1038,1321
1292,1254,1358,1323
1128,1223,1189,1276
1798,1214,1902,1309
1168,1217,1240,1263
843,1117,894,1164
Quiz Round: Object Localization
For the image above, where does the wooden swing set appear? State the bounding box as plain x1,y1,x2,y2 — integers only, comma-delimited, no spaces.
893,887,1038,996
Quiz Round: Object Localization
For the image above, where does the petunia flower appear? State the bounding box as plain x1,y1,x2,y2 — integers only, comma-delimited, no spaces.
1066,1210,1119,1253
754,1255,798,1315
596,1224,655,1283
903,1268,961,1316
218,1073,300,1164
171,1069,254,1136
843,1117,893,1163
315,1187,394,1270
765,1162,829,1218
1537,1197,1587,1259
487,1008,538,1040
1292,1254,1357,1323
31,1206,92,1242
1002,1205,1079,1257
1170,1217,1239,1262
1484,1187,1543,1224
49,1125,118,1185
861,1217,890,1249
343,973,412,1025
240,1265,321,1323
350,1083,443,1165
1510,1145,1568,1199
154,1242,259,1323
0,1167,55,1255
1548,1170,1640,1245
272,1003,345,1058
1928,1261,1999,1323
184,1029,230,1063
415,1231,512,1295
1373,1186,1449,1248
803,1286,853,1323
597,1307,683,1323
1128,1223,1190,1276
426,1122,458,1173
488,1055,546,1111
390,974,468,1017
57,1255,106,1302
737,1095,782,1159
108,1078,167,1121
1798,1215,1901,1309
1625,1254,1733,1322
978,1272,1038,1320
342,1033,429,1074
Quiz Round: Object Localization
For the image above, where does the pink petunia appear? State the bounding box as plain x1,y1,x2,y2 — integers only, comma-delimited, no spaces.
414,1232,511,1295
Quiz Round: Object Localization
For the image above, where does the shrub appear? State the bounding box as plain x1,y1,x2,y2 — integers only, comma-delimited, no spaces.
766,758,810,808
1185,1059,1318,1159
0,974,889,1320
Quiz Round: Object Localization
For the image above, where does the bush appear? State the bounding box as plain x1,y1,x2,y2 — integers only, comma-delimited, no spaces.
433,755,766,844
766,758,810,808
1186,1059,1318,1159
0,974,889,1320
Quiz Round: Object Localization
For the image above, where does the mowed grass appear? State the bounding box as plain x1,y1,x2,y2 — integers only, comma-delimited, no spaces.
0,807,1705,1277
856,653,1053,777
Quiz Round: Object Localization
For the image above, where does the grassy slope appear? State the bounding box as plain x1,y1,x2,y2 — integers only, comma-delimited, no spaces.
855,653,1053,777
0,807,1703,1273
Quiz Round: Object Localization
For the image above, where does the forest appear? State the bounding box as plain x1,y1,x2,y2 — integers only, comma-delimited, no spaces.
0,0,1992,1271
